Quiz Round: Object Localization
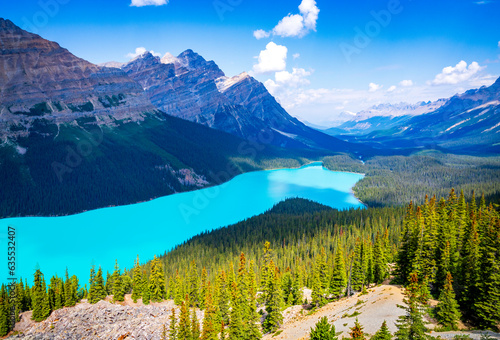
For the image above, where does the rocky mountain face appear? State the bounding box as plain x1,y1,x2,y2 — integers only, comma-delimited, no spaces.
0,19,290,218
0,18,156,138
122,50,362,152
341,77,500,154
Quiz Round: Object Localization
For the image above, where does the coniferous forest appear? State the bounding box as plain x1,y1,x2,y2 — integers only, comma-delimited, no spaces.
1,192,499,338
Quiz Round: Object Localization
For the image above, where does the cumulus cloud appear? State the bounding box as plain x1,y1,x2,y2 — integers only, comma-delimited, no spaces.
273,14,305,38
253,29,270,40
431,60,485,85
126,47,161,60
130,0,168,7
369,83,382,92
252,42,288,74
399,79,413,87
387,85,397,92
254,0,319,39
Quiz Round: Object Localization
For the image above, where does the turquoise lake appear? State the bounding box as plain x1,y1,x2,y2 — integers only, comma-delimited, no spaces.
0,163,364,283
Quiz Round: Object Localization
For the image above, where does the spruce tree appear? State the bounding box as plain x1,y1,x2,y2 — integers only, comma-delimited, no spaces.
0,286,11,336
350,318,366,340
169,308,178,340
395,273,429,340
311,247,328,306
131,255,142,303
178,298,191,340
150,255,166,302
216,270,230,326
202,282,218,340
188,260,200,307
331,242,347,298
112,260,124,302
200,267,208,309
263,262,283,333
228,281,244,340
371,321,392,340
91,267,107,303
142,277,151,305
435,272,461,330
191,309,201,340
32,269,51,322
309,316,337,340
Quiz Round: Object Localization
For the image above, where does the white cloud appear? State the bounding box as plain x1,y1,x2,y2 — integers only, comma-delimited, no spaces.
273,14,305,38
399,79,413,87
293,53,301,59
130,0,168,7
369,83,382,92
431,60,485,85
298,0,320,31
253,29,270,40
126,47,161,60
255,0,319,39
252,42,288,74
498,41,500,48
387,85,397,92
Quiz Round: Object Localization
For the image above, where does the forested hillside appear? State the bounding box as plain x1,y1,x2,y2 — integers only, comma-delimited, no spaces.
2,194,499,337
323,153,500,207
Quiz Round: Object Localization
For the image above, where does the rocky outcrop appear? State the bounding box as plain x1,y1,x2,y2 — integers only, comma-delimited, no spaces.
0,18,156,138
9,299,202,339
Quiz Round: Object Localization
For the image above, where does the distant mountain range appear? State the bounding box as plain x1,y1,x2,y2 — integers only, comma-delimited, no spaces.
327,78,500,154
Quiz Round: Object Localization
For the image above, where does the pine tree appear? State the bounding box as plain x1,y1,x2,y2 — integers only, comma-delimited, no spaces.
263,262,283,333
191,309,201,340
174,271,184,306
228,281,244,340
188,260,200,307
32,269,51,322
216,270,230,326
311,247,328,307
371,321,392,340
202,282,218,340
351,238,367,291
112,260,124,302
395,273,429,340
435,273,461,330
0,286,11,336
200,267,208,309
178,297,191,340
169,308,178,340
373,234,388,284
131,255,143,303
331,242,347,298
349,318,366,340
142,277,151,305
309,316,337,340
150,255,166,303
90,266,106,303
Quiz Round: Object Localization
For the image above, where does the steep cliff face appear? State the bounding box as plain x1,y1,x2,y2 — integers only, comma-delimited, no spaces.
0,18,156,138
123,50,360,151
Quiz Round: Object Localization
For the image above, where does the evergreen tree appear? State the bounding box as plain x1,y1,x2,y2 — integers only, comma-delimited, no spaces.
131,255,143,303
112,260,124,302
371,321,392,340
178,297,191,340
309,316,337,340
373,234,388,284
349,318,366,340
200,267,208,309
202,282,218,340
311,247,328,307
142,277,151,305
150,255,166,303
188,260,200,307
169,308,178,340
32,269,51,322
330,242,347,298
228,281,244,340
0,286,11,336
351,238,367,291
395,273,429,340
89,267,106,304
216,270,230,326
191,309,201,340
435,273,461,330
263,262,283,333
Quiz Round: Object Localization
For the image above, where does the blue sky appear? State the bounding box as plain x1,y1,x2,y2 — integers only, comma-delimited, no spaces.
2,0,500,125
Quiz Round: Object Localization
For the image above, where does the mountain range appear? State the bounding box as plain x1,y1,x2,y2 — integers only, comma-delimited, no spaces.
0,18,358,217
